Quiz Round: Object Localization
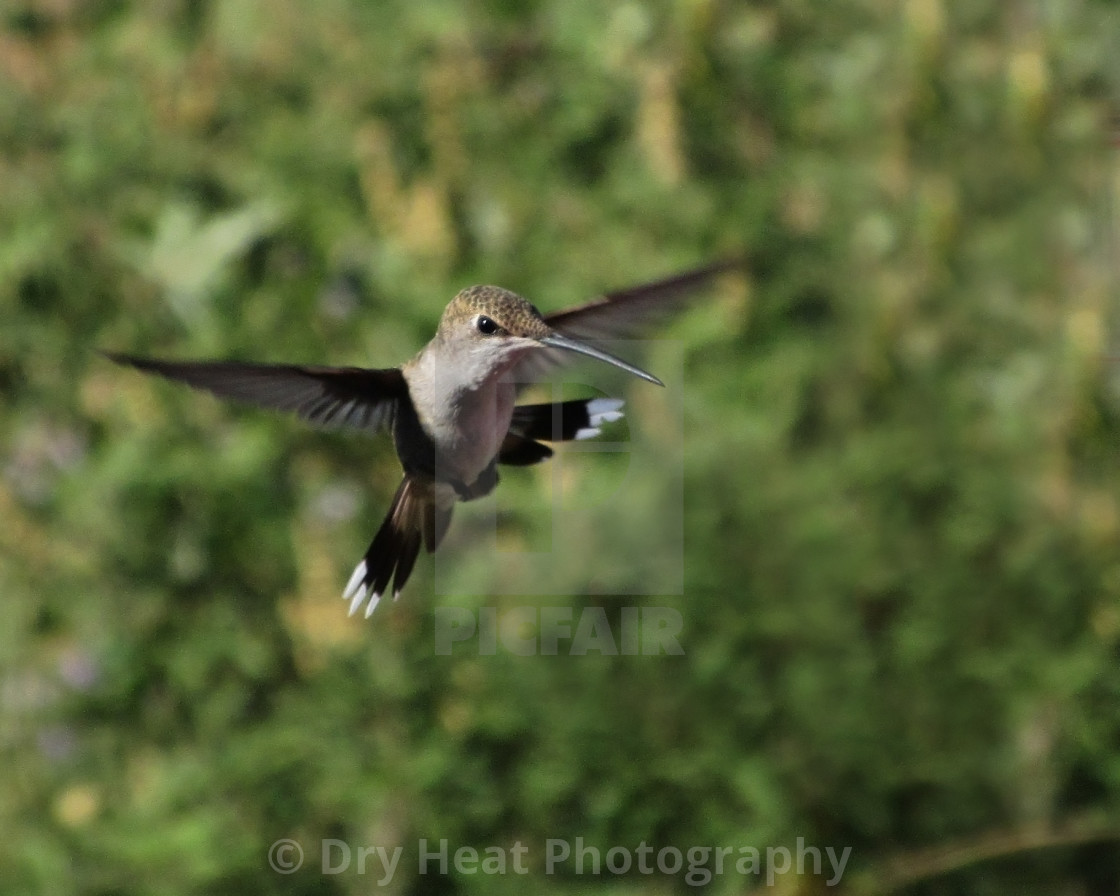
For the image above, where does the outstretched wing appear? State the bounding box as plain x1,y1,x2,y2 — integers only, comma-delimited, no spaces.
512,257,744,384
104,353,406,433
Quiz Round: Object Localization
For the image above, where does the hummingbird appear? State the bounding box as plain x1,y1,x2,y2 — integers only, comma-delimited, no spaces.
105,259,739,617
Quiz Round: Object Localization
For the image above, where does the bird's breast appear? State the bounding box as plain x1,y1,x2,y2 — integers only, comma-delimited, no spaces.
403,367,515,489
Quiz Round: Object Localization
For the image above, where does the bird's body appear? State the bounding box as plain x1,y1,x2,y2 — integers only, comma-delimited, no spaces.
107,260,739,616
403,335,517,487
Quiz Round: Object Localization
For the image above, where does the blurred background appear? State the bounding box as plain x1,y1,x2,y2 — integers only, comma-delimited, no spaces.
3,0,1120,893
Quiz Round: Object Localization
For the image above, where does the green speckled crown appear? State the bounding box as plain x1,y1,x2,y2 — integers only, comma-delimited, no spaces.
439,285,551,339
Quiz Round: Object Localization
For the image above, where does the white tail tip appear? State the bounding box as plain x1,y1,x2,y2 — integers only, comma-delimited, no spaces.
343,560,368,600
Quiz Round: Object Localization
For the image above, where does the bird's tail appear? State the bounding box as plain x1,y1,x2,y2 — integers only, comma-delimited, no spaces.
342,477,452,617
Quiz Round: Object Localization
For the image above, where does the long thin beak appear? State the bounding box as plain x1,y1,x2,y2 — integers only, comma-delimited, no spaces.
540,332,664,386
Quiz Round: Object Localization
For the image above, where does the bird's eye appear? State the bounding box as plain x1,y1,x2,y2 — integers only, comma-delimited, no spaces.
475,315,499,335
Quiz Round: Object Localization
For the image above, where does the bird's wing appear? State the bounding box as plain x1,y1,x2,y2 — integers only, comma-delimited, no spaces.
104,353,406,433
511,258,744,385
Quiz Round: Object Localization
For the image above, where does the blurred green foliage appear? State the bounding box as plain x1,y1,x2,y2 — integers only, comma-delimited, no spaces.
2,0,1120,893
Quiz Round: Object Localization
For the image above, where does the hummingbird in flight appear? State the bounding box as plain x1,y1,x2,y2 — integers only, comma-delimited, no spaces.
106,259,739,617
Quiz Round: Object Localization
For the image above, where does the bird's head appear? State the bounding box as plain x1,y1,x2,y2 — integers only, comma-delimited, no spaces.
436,285,662,385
